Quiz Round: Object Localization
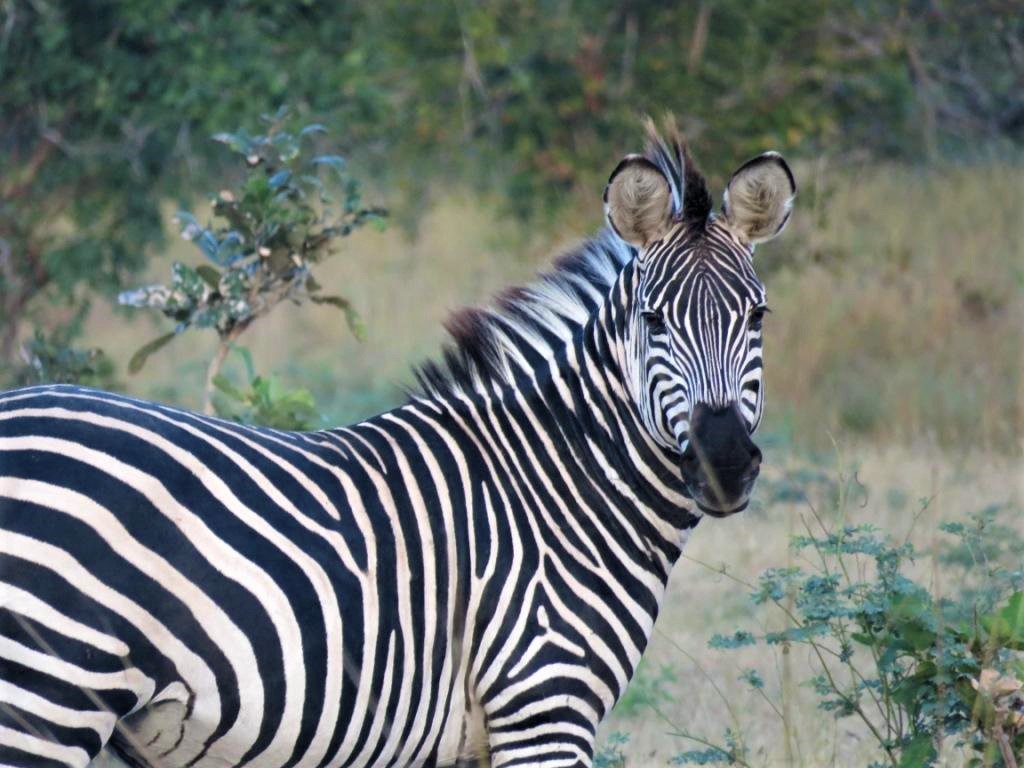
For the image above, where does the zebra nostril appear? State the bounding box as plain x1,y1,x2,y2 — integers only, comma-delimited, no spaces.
749,446,762,470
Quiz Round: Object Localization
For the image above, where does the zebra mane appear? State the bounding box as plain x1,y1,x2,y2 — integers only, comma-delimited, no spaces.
641,116,712,226
413,119,708,399
412,229,635,398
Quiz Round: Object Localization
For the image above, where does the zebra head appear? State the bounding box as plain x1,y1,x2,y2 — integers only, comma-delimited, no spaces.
604,123,796,517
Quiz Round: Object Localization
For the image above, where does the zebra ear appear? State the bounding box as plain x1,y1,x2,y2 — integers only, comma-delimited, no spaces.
604,155,674,248
721,152,796,245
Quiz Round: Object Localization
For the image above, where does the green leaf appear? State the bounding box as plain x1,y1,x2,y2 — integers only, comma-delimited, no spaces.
997,591,1024,633
897,733,937,768
348,313,367,341
954,677,979,713
892,662,937,706
195,265,221,289
268,169,292,189
898,619,936,651
310,294,351,310
128,332,177,374
212,130,254,155
981,591,1024,649
212,374,246,402
311,154,346,172
311,294,366,341
739,668,764,689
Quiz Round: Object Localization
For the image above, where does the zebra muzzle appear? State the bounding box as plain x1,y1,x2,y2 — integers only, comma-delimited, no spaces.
680,402,762,516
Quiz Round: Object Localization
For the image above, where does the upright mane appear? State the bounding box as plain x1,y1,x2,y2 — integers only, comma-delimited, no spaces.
641,116,711,226
413,120,707,399
412,230,634,398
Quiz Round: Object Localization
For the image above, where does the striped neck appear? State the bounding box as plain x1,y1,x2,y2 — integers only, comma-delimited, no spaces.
511,265,699,572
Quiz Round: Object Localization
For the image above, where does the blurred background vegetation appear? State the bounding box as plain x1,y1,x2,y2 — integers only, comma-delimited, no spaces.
1,0,1022,450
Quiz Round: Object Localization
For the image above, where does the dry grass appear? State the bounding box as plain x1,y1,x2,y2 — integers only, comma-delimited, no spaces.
85,161,1023,452
766,160,1024,451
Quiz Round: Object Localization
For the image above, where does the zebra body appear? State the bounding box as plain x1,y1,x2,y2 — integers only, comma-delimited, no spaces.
0,123,795,767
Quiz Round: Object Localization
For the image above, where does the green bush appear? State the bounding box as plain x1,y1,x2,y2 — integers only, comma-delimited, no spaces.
211,347,319,430
685,480,1024,767
9,324,118,391
119,109,385,419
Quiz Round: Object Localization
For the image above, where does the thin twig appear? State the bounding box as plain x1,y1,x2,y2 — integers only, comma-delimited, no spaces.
203,321,250,415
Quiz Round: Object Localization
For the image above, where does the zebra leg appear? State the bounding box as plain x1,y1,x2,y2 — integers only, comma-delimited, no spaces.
483,702,596,768
486,727,595,768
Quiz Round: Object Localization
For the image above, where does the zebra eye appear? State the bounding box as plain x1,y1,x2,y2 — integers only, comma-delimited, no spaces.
748,306,770,330
641,310,667,333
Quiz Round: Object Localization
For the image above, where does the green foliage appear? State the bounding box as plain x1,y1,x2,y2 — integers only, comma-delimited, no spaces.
9,326,118,390
672,729,745,766
708,631,757,650
1,301,118,389
738,669,764,691
697,476,1024,767
593,732,629,768
3,1,1020,369
120,109,383,369
212,347,319,431
614,658,677,718
1,1,389,364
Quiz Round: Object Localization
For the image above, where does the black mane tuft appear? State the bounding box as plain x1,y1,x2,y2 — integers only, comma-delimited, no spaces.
411,231,634,399
643,117,712,226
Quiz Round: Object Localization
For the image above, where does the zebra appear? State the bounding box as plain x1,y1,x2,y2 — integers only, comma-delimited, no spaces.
0,120,795,768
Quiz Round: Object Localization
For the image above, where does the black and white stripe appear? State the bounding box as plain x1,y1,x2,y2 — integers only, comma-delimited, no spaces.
0,123,794,767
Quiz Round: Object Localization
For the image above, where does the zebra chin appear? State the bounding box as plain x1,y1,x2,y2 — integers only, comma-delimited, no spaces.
684,474,758,518
694,496,752,519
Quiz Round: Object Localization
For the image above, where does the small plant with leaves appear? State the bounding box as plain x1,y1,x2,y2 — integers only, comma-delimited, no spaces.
672,729,745,766
593,732,629,768
211,346,319,430
10,313,118,391
688,471,1024,768
119,107,385,413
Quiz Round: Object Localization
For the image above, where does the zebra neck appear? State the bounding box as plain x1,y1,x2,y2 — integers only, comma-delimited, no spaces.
516,306,699,572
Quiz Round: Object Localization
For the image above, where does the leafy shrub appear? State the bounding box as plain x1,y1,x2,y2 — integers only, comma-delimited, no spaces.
594,732,629,768
212,347,319,431
672,730,744,767
119,108,385,417
8,322,118,391
690,484,1024,767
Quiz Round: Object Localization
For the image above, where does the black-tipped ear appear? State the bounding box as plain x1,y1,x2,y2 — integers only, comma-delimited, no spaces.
604,155,674,248
721,152,796,245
